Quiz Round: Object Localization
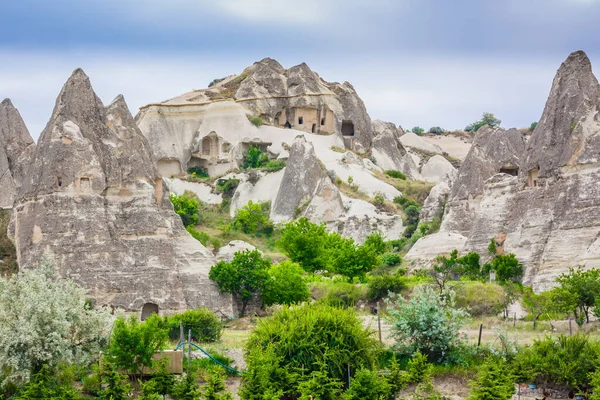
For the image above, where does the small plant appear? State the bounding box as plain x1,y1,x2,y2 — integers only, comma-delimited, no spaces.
529,121,538,131
468,358,515,400
407,351,433,384
232,201,274,236
215,178,240,198
263,160,286,172
242,146,269,169
366,274,406,301
371,193,386,210
411,127,425,135
170,193,200,227
187,225,210,246
187,166,209,178
385,170,407,180
344,368,391,400
380,252,401,266
321,282,362,308
465,112,501,133
428,126,445,134
248,115,264,128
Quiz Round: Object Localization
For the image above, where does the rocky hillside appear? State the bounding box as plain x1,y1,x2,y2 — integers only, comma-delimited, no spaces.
407,50,600,291
8,69,236,316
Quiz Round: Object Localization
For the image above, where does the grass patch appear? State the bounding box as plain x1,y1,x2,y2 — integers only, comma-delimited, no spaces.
331,146,346,153
375,172,435,206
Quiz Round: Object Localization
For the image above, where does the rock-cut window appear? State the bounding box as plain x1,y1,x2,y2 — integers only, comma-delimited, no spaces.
298,116,304,125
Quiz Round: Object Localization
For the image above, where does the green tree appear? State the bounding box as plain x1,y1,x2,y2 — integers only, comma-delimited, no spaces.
101,361,131,400
468,358,514,400
0,258,112,386
202,369,233,400
209,249,271,317
328,235,378,280
171,373,202,400
170,192,200,227
243,145,268,169
363,232,387,256
529,121,538,131
387,286,470,362
521,287,554,329
486,254,523,284
553,267,600,323
261,261,310,306
456,252,482,280
277,217,329,272
428,127,445,134
149,358,175,399
366,274,406,302
107,314,169,378
431,250,460,294
232,201,274,235
403,205,421,238
344,368,391,400
411,127,425,135
465,112,501,133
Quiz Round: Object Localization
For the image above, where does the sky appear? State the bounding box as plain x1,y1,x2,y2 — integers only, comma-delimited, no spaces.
1,0,600,140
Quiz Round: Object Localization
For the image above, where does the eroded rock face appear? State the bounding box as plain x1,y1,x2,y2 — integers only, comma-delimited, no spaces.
271,136,323,222
371,120,419,179
9,69,234,316
408,51,600,291
0,99,35,207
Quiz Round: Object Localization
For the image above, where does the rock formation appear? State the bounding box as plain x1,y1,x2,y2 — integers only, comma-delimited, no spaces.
407,51,600,291
0,99,35,207
371,120,419,179
9,69,235,316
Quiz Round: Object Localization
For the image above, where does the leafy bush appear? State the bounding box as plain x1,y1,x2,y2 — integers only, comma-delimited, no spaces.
215,178,240,198
248,115,264,128
465,112,501,133
241,304,378,397
186,225,210,245
512,334,599,390
107,314,169,377
170,193,200,227
167,308,223,343
371,193,386,210
171,372,202,400
381,252,401,266
385,170,407,180
14,365,83,400
298,364,344,400
187,166,209,178
242,146,269,169
367,274,406,301
387,286,470,362
328,235,378,280
278,217,329,272
364,232,387,256
393,196,420,209
411,127,425,135
209,249,271,317
529,121,538,132
101,361,131,400
262,160,286,172
233,201,274,236
0,258,112,386
428,126,445,134
343,368,391,400
468,358,514,400
406,351,433,383
321,282,362,308
262,261,310,306
482,253,523,284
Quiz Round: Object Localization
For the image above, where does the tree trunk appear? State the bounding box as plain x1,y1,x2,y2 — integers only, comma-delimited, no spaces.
240,300,248,318
533,314,540,330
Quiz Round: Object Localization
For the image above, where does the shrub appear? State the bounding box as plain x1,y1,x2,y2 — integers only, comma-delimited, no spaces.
411,127,425,135
242,146,269,169
328,235,378,280
101,361,131,400
482,253,523,284
406,351,432,383
168,308,223,343
465,112,501,133
343,368,391,400
186,225,210,246
248,115,264,128
261,261,311,307
171,372,202,400
322,282,362,308
381,252,401,266
385,170,407,180
187,166,209,178
215,178,240,198
202,369,233,400
233,201,274,236
297,363,344,400
0,258,112,386
468,358,514,400
107,314,169,377
209,249,271,317
512,334,599,391
262,160,286,172
364,232,387,256
393,196,419,209
529,121,538,132
277,217,329,272
241,304,378,397
428,126,445,134
371,193,386,210
15,365,83,400
170,193,200,227
387,286,470,362
367,274,406,302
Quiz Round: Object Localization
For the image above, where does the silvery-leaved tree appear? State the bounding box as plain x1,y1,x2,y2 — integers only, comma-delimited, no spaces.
0,256,113,386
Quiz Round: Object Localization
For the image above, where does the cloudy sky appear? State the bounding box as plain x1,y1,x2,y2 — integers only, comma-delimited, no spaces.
1,0,600,139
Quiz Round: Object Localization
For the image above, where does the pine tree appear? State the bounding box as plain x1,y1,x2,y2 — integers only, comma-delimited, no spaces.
468,359,515,400
101,361,131,400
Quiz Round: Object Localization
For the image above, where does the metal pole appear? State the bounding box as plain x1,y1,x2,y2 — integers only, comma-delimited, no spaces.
179,321,184,345
477,324,483,347
377,301,382,347
187,329,192,374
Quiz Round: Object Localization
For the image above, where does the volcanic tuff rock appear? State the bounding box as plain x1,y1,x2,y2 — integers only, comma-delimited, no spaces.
371,120,419,179
408,51,600,291
8,69,235,316
0,99,35,207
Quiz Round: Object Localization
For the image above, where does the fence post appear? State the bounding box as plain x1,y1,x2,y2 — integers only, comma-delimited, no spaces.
187,329,192,374
179,321,184,344
377,301,382,347
477,324,483,347
513,312,516,328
